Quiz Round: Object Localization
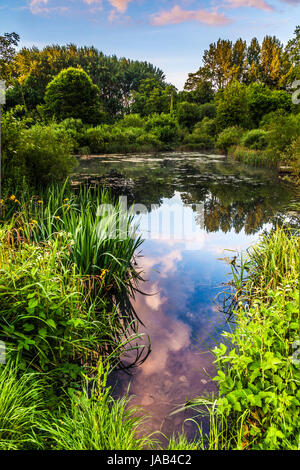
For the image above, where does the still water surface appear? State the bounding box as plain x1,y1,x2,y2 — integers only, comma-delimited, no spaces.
77,152,299,441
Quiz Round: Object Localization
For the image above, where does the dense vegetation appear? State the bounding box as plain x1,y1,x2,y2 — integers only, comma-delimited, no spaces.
0,26,299,451
0,197,298,449
1,27,300,190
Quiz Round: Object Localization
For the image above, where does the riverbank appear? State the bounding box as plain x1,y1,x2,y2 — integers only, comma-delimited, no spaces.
181,227,300,450
0,183,152,449
0,177,298,450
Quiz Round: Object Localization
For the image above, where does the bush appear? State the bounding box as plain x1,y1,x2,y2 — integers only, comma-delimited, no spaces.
118,114,145,128
246,83,291,127
18,124,77,186
198,103,216,121
145,113,179,148
177,102,201,130
184,130,215,150
241,129,268,150
194,117,217,136
262,113,300,153
216,127,242,153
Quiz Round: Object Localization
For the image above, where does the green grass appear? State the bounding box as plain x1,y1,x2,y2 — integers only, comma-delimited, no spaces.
0,362,44,450
40,361,153,450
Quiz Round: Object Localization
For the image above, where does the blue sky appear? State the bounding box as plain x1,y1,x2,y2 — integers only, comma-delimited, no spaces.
1,0,299,89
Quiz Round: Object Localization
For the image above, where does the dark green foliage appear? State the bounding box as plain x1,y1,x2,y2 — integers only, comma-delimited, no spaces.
145,113,179,147
0,32,19,82
176,101,201,130
246,84,291,127
198,103,216,121
241,129,268,150
44,67,104,125
17,124,77,186
216,81,250,130
131,78,175,116
178,80,214,104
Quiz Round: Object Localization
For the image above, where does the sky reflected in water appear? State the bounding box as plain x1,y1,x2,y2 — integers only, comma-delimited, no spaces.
78,153,299,440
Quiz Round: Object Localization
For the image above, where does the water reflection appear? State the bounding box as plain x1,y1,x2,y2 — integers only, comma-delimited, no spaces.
77,153,299,235
77,153,299,440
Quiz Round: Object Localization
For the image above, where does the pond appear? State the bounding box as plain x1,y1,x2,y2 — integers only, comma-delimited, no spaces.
76,152,300,442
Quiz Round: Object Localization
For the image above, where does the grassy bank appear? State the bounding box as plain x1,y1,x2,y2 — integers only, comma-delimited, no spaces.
183,227,300,450
0,183,153,449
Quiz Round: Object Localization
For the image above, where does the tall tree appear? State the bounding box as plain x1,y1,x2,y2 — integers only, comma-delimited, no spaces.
0,32,20,83
44,67,103,125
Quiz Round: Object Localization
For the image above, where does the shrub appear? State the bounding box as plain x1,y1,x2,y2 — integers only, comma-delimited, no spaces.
194,117,217,136
262,113,300,153
177,102,201,130
246,83,291,127
18,124,77,186
198,103,216,121
118,114,145,128
184,131,215,150
145,113,179,148
216,127,242,153
241,129,268,150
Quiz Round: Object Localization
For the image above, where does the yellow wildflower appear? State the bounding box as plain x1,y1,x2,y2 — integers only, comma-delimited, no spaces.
10,195,16,201
100,269,109,279
38,200,43,204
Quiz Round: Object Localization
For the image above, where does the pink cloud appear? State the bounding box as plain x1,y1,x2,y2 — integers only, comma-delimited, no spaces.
151,5,231,26
108,0,132,13
29,0,68,14
83,0,103,12
225,0,274,11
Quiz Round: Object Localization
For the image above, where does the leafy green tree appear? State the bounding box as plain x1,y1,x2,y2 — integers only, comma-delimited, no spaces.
181,80,214,104
286,25,300,67
44,67,104,125
177,102,200,130
246,38,261,84
246,83,291,127
216,80,250,130
11,44,165,117
132,78,175,116
0,32,19,83
260,36,291,89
